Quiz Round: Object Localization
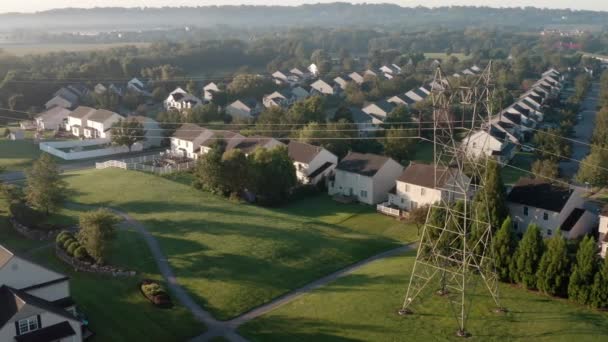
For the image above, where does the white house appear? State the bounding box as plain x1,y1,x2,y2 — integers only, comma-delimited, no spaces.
310,79,335,95
507,178,598,239
386,163,471,212
461,127,517,165
163,87,202,112
226,99,262,119
65,106,96,137
263,90,295,108
333,75,351,90
0,244,84,342
600,206,608,258
170,123,211,159
362,100,395,121
328,152,404,205
348,72,365,85
35,107,71,131
288,141,338,185
203,82,220,102
82,109,123,139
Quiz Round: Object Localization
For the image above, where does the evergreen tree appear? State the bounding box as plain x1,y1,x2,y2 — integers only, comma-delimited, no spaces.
536,232,569,296
77,209,119,264
568,236,598,304
193,139,226,194
474,159,508,231
25,154,66,215
590,255,608,309
492,217,516,282
221,149,249,196
512,224,544,289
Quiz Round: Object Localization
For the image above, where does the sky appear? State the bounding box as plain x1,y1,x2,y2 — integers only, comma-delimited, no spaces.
0,1,606,14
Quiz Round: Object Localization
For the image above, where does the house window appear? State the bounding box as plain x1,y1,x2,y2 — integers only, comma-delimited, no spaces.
513,222,519,230
401,198,405,204
523,206,529,216
405,184,410,192
18,316,39,335
411,201,418,210
547,229,552,236
543,212,549,221
361,190,368,198
420,188,426,196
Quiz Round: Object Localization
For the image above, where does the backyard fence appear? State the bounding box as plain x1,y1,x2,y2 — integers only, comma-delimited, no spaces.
96,153,196,175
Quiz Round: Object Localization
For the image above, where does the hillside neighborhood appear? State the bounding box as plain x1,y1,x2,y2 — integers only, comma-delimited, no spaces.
2,3,608,342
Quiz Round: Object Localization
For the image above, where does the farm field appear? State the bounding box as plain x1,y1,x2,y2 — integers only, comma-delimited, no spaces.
240,252,608,342
61,168,419,320
0,42,150,56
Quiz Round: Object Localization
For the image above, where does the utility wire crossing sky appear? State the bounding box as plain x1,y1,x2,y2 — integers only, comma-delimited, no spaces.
1,1,607,14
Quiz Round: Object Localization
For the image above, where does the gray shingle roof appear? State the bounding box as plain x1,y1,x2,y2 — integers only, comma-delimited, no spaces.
507,177,573,212
87,109,121,123
336,152,393,177
398,163,455,188
69,106,96,119
288,141,322,164
172,123,208,142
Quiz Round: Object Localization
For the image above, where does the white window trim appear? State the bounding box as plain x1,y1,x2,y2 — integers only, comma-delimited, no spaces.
18,316,39,335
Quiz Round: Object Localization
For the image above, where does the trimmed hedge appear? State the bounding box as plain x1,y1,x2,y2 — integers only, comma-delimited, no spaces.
67,241,80,256
63,238,76,249
74,246,88,260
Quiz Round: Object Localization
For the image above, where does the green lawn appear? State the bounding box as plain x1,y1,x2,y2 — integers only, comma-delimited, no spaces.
240,252,608,342
502,152,536,185
0,138,43,172
62,168,419,320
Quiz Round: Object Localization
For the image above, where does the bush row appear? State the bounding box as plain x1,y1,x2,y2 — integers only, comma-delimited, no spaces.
56,231,89,260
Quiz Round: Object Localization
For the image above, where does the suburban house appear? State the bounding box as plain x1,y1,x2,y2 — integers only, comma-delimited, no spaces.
82,109,123,139
163,87,202,111
362,100,396,121
35,106,71,131
328,152,404,205
203,82,220,102
379,64,401,76
290,67,306,78
128,115,163,148
226,99,262,119
0,244,84,342
288,141,338,185
272,70,290,83
199,130,246,155
507,178,598,239
233,136,284,156
45,87,80,110
461,126,518,165
333,75,352,90
127,77,150,96
65,106,96,137
348,72,365,85
350,107,383,136
263,90,295,108
291,86,310,100
387,94,416,107
310,79,335,95
171,123,210,159
404,88,427,102
384,163,472,214
600,206,608,258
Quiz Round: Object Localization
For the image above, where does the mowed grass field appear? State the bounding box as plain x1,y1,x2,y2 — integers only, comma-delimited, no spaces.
0,199,204,341
0,42,150,56
240,252,608,342
62,168,419,320
0,138,43,172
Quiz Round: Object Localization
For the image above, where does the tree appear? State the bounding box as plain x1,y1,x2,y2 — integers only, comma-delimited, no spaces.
8,93,24,111
111,118,146,150
512,224,544,289
333,106,353,123
531,159,559,180
297,120,355,158
536,232,569,296
285,96,325,125
344,83,365,106
77,209,119,264
590,256,608,309
186,79,198,96
247,145,296,205
221,149,249,196
474,159,508,231
406,204,430,236
385,105,411,126
185,104,222,124
382,127,416,164
492,217,516,282
568,236,598,304
193,140,226,194
25,154,66,215
575,149,608,187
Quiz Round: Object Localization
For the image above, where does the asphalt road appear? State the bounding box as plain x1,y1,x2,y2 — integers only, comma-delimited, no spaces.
0,148,164,183
559,82,599,180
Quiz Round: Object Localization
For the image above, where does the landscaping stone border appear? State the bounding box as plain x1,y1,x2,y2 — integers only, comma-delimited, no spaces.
55,245,136,277
9,217,63,241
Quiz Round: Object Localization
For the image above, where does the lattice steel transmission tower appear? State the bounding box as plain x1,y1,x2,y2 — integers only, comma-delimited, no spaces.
399,62,504,337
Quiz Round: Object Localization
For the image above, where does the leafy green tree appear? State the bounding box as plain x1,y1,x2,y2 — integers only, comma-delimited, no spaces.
285,96,325,125
186,79,198,96
568,236,598,304
406,204,430,236
221,148,249,196
591,256,608,309
8,93,24,111
536,232,569,296
492,217,517,282
512,224,544,289
185,104,223,124
575,149,608,187
193,139,226,194
297,120,355,158
333,106,353,123
25,154,66,215
385,105,411,126
474,159,508,231
111,118,146,150
531,159,559,180
77,209,119,264
344,82,365,106
382,127,416,164
247,145,296,205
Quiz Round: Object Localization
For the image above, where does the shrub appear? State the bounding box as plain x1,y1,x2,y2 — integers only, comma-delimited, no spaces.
56,232,69,244
67,241,80,256
63,238,76,249
73,246,89,260
142,283,164,297
9,202,44,227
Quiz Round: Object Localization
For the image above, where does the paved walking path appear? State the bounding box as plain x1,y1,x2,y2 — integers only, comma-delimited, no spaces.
65,203,415,342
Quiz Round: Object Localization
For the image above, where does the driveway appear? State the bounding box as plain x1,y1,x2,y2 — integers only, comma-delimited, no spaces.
559,82,599,180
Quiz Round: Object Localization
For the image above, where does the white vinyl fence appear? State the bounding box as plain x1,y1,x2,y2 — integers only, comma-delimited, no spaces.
40,138,142,160
96,153,196,175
